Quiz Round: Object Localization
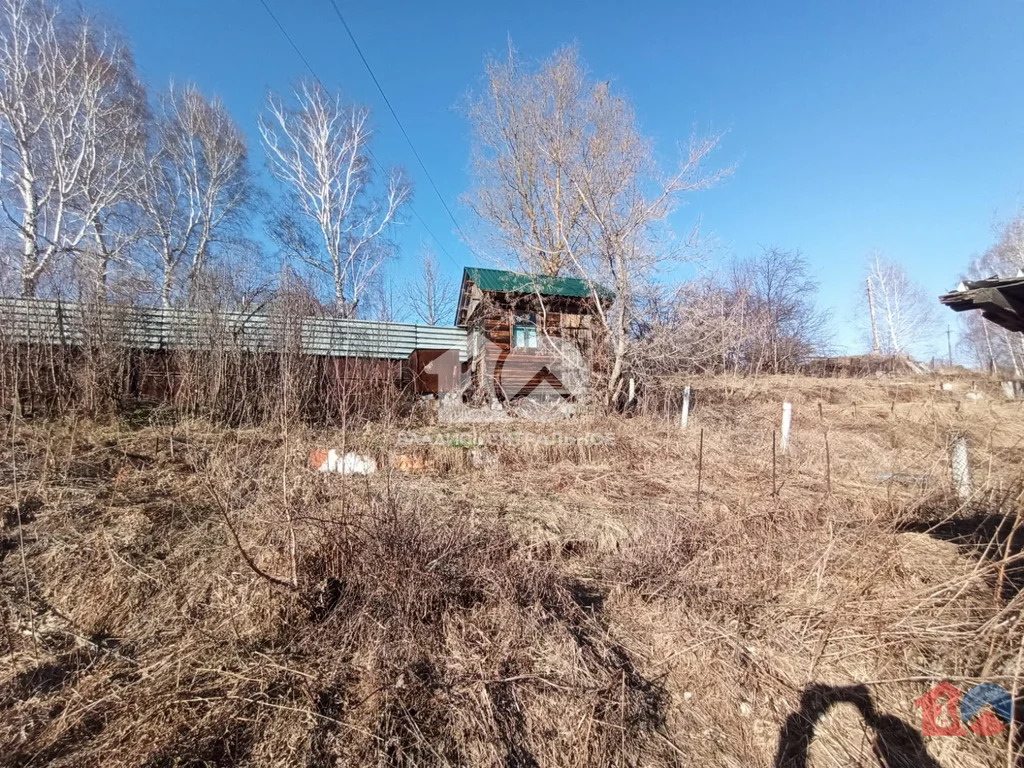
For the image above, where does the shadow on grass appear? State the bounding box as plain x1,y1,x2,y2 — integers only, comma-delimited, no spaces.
899,510,1024,602
773,683,940,768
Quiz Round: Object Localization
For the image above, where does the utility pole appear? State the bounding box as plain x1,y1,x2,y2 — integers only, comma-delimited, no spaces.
947,325,953,367
866,277,881,354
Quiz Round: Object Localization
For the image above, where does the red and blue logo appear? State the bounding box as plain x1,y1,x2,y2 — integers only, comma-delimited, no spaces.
914,681,1014,736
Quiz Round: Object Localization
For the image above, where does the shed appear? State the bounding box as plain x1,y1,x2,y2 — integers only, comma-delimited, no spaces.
455,267,613,402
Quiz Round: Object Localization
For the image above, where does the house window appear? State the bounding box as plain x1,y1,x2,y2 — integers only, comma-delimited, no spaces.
513,312,538,348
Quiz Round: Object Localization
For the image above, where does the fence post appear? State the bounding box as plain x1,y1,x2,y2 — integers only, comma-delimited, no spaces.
628,377,636,405
781,402,793,455
696,427,704,511
681,385,691,429
951,433,972,502
824,432,832,495
772,430,778,497
819,401,831,495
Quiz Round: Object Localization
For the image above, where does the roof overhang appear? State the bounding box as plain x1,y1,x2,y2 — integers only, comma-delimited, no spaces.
940,276,1024,334
455,266,613,326
455,268,474,327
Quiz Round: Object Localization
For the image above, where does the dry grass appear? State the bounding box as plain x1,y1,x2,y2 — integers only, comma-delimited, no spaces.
0,373,1021,766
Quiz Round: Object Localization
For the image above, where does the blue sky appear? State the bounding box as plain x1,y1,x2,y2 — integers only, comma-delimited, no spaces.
93,0,1024,353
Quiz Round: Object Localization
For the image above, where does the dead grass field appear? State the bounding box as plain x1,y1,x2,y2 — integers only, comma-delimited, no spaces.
0,373,1022,767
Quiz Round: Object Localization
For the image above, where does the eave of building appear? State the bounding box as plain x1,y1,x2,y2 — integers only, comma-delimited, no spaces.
940,275,1024,334
455,267,613,327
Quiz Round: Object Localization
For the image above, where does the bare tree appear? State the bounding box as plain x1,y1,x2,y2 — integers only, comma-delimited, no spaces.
73,49,147,296
260,80,411,317
625,249,827,378
862,250,939,357
362,272,403,323
466,45,726,406
465,45,591,276
139,85,252,308
733,247,828,373
0,0,145,296
405,249,455,326
957,211,1024,372
142,86,252,307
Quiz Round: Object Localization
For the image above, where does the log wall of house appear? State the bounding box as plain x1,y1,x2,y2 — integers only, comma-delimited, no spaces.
467,293,601,400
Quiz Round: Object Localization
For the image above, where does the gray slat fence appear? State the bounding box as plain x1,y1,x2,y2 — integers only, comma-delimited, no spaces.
0,298,468,361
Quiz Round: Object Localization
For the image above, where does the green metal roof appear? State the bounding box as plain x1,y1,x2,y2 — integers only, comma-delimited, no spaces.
464,267,613,300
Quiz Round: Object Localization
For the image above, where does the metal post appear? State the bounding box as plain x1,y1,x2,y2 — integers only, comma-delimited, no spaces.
681,385,691,429
696,427,704,511
824,432,832,495
781,402,792,455
772,430,778,497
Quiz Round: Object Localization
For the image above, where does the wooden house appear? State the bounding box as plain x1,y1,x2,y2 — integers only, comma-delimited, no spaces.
454,267,613,402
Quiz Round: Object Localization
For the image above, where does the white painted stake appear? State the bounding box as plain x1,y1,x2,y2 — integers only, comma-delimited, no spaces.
951,434,972,502
628,377,636,404
781,402,793,455
681,385,691,429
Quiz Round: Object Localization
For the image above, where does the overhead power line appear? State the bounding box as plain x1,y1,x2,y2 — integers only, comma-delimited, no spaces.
254,0,462,269
324,0,473,248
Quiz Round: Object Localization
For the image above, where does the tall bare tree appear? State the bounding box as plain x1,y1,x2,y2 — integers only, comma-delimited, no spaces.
465,45,591,276
260,80,411,317
733,247,827,373
73,45,147,296
862,250,938,357
467,45,726,405
139,85,252,308
405,249,455,326
362,272,402,323
0,0,145,296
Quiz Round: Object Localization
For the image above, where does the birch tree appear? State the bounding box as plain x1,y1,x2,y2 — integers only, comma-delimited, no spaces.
862,250,938,356
467,45,726,406
260,81,411,317
72,42,147,295
957,211,1024,371
0,0,145,296
140,85,252,307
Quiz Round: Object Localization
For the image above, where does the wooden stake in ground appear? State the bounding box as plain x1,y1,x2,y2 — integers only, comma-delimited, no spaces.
681,385,691,430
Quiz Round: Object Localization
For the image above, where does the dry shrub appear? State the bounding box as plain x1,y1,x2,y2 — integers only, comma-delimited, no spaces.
0,301,413,426
0,373,1021,766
